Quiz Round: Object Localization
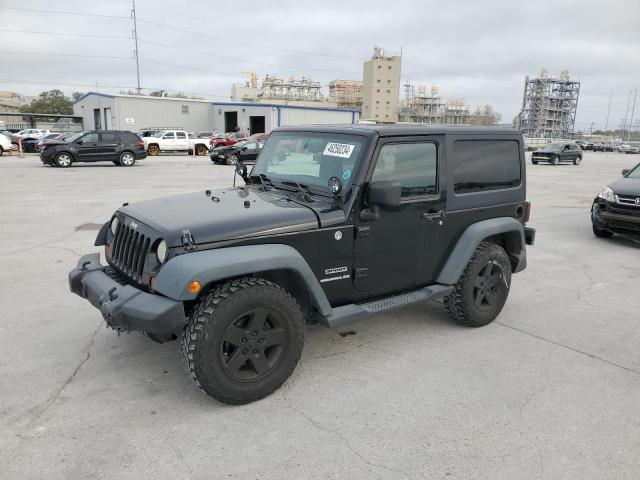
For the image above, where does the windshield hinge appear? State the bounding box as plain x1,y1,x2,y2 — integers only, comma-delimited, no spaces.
181,229,197,251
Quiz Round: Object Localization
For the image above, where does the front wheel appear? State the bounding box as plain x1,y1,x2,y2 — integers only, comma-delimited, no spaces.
182,277,304,404
54,152,73,168
226,154,239,165
119,151,135,167
444,241,511,327
551,155,560,165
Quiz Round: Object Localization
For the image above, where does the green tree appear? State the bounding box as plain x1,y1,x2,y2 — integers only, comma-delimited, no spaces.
20,89,73,114
71,91,84,101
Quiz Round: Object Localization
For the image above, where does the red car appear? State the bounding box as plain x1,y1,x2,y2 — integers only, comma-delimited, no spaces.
209,132,248,149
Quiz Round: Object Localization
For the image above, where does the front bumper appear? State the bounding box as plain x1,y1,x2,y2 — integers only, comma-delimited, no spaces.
69,253,187,335
591,199,640,237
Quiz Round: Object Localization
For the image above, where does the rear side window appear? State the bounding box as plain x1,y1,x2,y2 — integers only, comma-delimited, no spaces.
101,133,118,143
452,140,520,193
120,132,140,143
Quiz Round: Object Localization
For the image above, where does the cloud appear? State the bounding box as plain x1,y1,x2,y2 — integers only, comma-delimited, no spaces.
1,0,638,130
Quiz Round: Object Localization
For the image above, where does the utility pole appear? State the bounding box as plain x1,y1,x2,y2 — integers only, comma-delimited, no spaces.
604,89,612,136
628,87,637,142
132,0,141,94
589,121,594,141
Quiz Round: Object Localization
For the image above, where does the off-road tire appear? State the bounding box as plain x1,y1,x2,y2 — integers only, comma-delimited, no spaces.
54,152,73,168
119,151,135,167
148,145,160,156
444,241,511,327
181,277,305,404
592,225,613,238
551,155,560,166
573,155,582,165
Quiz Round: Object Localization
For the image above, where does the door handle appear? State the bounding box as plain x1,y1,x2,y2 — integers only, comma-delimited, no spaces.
422,210,446,221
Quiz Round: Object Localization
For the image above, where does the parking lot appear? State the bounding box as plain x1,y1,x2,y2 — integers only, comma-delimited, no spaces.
1,151,639,479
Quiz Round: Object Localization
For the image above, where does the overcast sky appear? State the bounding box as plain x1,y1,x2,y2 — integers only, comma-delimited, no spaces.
1,0,639,131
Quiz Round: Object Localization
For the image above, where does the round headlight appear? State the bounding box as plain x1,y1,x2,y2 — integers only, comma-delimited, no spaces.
156,240,168,264
110,216,119,235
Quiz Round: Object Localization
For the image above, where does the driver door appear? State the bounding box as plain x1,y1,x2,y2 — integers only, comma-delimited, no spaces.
353,137,444,295
75,132,100,161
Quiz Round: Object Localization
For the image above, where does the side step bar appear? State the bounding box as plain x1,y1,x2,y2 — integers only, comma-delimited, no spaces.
319,284,453,328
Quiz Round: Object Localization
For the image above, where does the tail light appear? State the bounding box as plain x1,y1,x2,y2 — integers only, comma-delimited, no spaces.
137,140,145,147
524,202,532,222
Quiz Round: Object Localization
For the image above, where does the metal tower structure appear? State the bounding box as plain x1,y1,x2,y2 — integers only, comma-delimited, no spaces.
518,69,580,138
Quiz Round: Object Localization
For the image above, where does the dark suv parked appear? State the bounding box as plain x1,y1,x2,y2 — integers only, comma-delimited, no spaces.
69,125,535,404
40,130,147,167
591,163,640,241
530,142,582,165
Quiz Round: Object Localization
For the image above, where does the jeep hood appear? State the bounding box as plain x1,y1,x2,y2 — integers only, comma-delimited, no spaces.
610,177,640,196
118,187,322,247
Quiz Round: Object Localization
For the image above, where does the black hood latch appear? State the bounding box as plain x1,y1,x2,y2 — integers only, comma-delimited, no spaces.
181,229,197,251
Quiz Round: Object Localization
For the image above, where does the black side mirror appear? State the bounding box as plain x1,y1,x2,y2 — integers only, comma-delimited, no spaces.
241,146,248,151
235,162,248,181
76,140,83,145
367,181,401,208
622,169,630,176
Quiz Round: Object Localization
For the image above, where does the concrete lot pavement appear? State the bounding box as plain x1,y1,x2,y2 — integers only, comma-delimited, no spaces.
1,152,639,479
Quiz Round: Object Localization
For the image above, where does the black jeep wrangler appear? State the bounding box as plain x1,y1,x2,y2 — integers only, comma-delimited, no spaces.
69,125,535,404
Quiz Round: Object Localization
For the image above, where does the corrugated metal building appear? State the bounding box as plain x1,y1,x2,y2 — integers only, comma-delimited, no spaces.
73,93,359,134
73,93,214,132
212,102,359,134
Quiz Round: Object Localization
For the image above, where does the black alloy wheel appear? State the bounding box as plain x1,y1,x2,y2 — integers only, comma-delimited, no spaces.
219,307,286,382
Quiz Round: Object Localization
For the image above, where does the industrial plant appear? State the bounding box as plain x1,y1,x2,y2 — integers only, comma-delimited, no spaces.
516,69,581,138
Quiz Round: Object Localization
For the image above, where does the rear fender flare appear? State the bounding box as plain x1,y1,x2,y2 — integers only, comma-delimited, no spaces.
153,244,332,316
436,217,525,285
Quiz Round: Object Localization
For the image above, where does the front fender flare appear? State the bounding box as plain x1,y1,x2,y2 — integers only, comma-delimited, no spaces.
153,244,332,316
436,217,526,285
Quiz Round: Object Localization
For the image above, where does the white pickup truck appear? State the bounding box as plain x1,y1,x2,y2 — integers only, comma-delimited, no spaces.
143,129,210,156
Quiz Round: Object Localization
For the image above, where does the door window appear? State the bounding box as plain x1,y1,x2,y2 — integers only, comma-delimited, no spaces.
371,142,438,198
80,133,99,143
101,133,118,143
162,132,176,139
176,131,187,139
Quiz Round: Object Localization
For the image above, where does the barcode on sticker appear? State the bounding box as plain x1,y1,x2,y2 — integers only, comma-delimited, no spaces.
323,142,355,158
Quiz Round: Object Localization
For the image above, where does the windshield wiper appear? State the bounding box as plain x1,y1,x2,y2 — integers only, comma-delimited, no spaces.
280,180,314,201
252,173,273,190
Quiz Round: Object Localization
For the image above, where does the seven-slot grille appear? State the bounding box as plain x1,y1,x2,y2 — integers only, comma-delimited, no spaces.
616,194,640,208
110,220,152,281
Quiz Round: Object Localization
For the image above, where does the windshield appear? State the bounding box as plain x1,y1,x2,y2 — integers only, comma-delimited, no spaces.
153,131,165,138
66,132,85,142
251,132,367,190
627,164,640,178
542,144,563,152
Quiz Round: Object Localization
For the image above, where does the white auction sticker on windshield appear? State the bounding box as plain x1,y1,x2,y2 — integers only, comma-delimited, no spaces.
323,142,355,158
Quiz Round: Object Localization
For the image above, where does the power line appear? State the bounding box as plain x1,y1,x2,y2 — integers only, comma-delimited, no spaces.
2,6,129,19
0,50,132,60
0,28,131,40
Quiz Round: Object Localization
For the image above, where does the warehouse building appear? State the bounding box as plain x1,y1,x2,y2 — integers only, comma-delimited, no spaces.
73,93,214,132
212,102,358,134
73,93,359,135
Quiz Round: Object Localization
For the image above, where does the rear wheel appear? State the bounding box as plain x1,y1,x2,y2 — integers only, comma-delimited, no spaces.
444,241,511,327
574,155,582,165
54,152,73,168
148,145,160,156
119,151,135,167
196,145,208,156
592,225,613,238
182,277,304,404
